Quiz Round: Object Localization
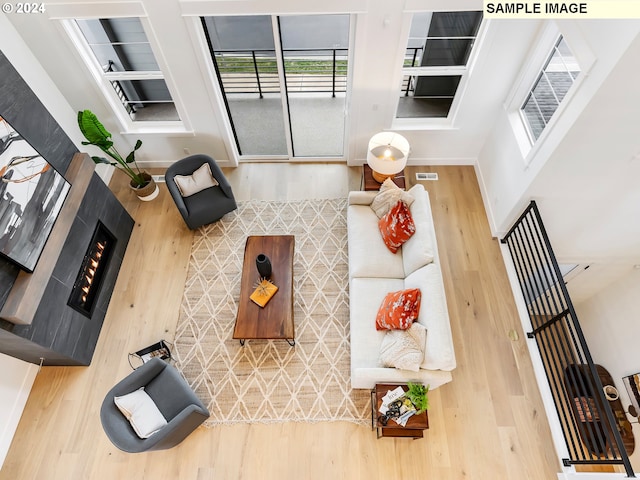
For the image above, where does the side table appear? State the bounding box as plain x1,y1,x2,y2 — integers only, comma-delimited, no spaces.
362,164,406,191
371,383,429,439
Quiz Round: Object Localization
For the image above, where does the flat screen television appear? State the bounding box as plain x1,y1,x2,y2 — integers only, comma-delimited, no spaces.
0,115,70,272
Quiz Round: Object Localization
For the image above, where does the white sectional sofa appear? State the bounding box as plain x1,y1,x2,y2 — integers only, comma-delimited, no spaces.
347,184,456,389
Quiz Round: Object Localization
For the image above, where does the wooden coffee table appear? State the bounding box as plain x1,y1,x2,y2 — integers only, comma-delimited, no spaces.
233,235,295,346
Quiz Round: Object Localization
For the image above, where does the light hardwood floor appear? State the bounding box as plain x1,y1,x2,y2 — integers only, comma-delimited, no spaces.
0,164,561,479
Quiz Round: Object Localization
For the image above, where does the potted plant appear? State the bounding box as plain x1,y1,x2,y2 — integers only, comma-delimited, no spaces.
77,109,159,201
406,382,429,414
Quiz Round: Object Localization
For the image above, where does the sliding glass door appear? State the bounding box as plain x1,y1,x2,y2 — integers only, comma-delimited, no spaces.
202,14,350,158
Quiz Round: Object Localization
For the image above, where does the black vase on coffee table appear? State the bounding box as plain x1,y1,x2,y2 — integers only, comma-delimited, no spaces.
256,254,272,279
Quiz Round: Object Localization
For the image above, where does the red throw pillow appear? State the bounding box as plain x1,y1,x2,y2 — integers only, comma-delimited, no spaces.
378,200,416,254
376,288,422,330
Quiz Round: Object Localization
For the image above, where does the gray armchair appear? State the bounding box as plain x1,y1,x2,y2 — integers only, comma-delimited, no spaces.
165,154,237,229
100,358,209,453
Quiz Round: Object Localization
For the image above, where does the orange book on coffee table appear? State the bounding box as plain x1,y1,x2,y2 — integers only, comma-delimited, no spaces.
250,279,278,307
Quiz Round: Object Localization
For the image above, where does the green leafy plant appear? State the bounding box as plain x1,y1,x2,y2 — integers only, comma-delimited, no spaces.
77,109,147,188
406,382,429,413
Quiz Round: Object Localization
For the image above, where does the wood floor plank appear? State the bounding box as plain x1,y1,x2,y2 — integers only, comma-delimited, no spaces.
0,164,560,480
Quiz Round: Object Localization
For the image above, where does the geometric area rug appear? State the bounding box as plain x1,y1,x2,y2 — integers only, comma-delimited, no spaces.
173,198,371,426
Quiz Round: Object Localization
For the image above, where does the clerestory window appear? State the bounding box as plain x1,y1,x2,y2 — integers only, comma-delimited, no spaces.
520,35,581,143
397,11,483,120
71,17,180,124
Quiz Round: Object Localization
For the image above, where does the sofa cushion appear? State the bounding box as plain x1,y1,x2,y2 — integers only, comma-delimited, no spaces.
348,190,377,206
347,205,405,279
402,185,435,276
375,288,421,330
351,366,453,390
350,277,405,370
404,263,456,371
378,200,416,254
379,322,427,372
370,178,415,218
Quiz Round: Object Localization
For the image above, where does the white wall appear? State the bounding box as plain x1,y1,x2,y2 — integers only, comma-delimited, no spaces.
482,20,640,234
574,268,640,472
565,264,636,305
477,20,640,235
527,25,640,265
476,19,640,289
0,354,37,468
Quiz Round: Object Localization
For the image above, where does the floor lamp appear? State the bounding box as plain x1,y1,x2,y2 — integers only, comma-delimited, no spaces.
366,132,410,184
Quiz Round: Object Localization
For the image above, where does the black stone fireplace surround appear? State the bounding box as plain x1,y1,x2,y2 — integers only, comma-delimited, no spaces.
0,50,134,366
0,154,134,365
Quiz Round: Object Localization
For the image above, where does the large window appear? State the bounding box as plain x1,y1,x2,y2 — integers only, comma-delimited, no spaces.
202,14,350,158
397,11,482,119
520,36,580,142
73,18,180,123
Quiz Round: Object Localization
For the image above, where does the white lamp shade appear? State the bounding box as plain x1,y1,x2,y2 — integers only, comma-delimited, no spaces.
366,132,410,175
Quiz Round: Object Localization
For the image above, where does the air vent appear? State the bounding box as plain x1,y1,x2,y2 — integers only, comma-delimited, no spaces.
416,172,438,181
151,175,166,183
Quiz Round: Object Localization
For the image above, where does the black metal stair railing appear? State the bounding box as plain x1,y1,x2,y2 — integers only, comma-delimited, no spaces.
501,201,634,477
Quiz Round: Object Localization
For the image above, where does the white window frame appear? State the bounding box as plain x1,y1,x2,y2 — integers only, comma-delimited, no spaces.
61,17,189,134
392,11,486,130
504,21,595,164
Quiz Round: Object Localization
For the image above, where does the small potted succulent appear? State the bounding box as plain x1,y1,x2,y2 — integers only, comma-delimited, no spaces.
77,109,158,201
406,382,429,414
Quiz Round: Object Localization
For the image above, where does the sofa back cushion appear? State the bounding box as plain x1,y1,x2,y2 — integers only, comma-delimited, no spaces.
347,205,405,279
402,185,435,276
404,263,456,371
349,277,405,370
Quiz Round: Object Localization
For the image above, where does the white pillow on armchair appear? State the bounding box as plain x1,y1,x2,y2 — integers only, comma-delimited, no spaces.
114,387,167,438
173,163,219,197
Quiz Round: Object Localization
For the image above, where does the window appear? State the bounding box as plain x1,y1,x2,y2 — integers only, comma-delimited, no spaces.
397,11,482,119
520,36,580,142
73,18,180,123
201,14,350,157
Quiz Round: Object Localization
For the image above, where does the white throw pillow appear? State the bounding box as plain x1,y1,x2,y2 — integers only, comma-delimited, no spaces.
114,387,167,439
173,163,219,197
370,178,415,218
378,322,427,372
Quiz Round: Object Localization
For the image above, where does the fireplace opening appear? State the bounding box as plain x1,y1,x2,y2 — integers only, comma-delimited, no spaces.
68,221,116,318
